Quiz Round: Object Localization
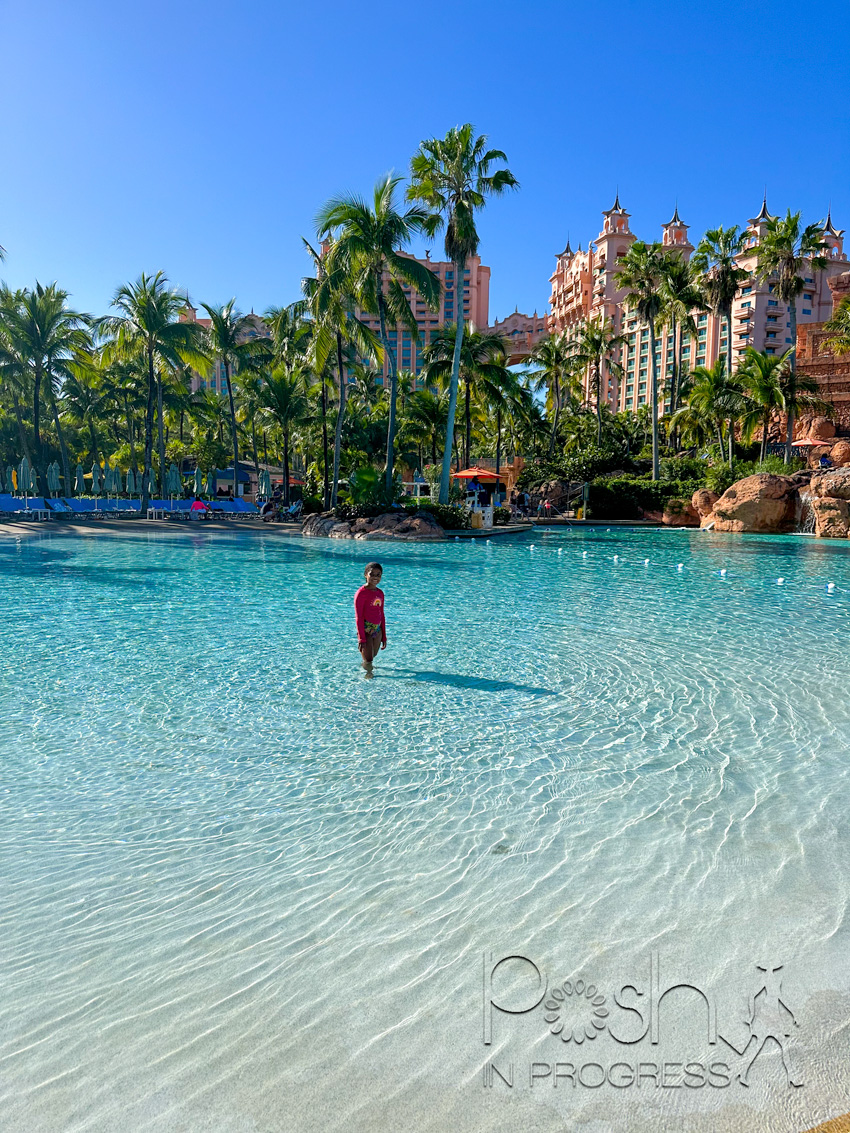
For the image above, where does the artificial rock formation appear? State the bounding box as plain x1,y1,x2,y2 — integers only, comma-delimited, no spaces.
829,440,850,467
810,497,850,538
710,474,799,534
691,489,720,527
302,510,445,541
662,498,700,527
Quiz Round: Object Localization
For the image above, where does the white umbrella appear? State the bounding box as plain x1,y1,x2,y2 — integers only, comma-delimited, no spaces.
18,457,30,501
104,462,114,494
167,463,181,495
126,467,136,495
47,462,58,495
29,466,38,493
74,463,85,494
91,463,101,495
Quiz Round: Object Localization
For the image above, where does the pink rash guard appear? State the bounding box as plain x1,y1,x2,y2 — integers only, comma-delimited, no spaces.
354,586,386,646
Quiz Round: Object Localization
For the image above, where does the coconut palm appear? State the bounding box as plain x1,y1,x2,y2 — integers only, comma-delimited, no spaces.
475,366,534,480
316,175,440,497
100,272,208,514
407,124,518,502
691,226,749,379
526,332,578,455
568,319,626,445
256,366,310,506
0,282,92,494
301,239,379,508
674,357,741,460
615,242,667,478
200,301,267,500
736,348,789,461
658,254,704,419
420,324,510,469
751,211,828,461
401,389,448,467
0,286,33,465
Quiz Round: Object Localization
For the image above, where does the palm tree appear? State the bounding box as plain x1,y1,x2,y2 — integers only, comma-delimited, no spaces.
301,238,379,508
401,389,448,466
100,272,207,514
475,366,533,481
256,366,310,506
737,348,789,461
568,319,626,445
692,226,749,379
200,301,266,500
615,242,666,479
421,325,509,468
0,286,33,465
0,282,91,493
658,255,704,421
408,124,518,502
751,211,828,461
526,332,577,455
674,357,741,460
317,175,440,497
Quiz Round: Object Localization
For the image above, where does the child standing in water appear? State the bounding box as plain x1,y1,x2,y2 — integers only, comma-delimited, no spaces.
354,562,386,676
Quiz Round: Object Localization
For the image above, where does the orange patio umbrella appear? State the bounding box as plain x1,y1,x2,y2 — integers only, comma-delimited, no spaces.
451,466,505,481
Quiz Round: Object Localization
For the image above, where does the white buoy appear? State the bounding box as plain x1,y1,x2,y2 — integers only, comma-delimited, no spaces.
644,558,649,566
827,582,836,592
558,548,562,555
720,568,727,577
582,550,588,557
777,578,784,585
677,563,684,572
613,554,619,562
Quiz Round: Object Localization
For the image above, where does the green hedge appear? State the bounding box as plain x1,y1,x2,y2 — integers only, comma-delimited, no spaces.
493,506,511,526
587,477,697,519
404,503,471,530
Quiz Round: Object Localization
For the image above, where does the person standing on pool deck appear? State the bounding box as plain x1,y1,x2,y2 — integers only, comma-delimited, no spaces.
354,562,386,675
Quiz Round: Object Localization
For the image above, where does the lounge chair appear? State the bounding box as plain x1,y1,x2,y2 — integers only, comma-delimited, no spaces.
61,497,107,518
0,495,51,520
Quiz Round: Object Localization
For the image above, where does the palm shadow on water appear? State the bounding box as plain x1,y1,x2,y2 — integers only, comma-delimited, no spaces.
380,667,556,697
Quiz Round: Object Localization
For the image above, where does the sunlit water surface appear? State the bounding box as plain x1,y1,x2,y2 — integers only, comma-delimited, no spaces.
1,525,850,1133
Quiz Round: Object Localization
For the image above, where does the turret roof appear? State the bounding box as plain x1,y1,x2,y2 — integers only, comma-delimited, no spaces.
664,204,685,227
824,208,844,238
754,194,773,222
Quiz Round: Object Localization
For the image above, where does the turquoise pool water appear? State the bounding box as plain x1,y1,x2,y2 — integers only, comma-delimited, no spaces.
1,525,849,1132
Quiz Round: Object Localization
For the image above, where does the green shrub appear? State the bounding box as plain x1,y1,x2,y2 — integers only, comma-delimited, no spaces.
493,506,511,526
333,503,390,521
301,495,323,515
587,476,698,519
659,456,706,482
517,446,623,491
403,502,471,530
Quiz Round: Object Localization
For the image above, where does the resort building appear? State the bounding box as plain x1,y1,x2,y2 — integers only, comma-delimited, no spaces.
179,305,270,395
797,269,850,430
548,197,848,415
352,252,490,386
487,309,548,363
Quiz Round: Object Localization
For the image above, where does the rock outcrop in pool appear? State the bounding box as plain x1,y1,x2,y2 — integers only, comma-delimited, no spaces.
302,510,445,541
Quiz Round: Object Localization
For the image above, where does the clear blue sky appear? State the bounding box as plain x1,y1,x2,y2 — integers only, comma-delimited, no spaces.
2,0,848,322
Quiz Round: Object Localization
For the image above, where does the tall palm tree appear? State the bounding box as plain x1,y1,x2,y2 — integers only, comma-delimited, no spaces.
301,239,379,508
692,226,749,379
475,365,533,480
100,272,207,514
674,357,741,461
0,286,33,465
736,347,789,462
200,301,265,500
568,319,626,445
421,324,509,468
0,282,91,493
615,242,666,478
658,254,704,420
408,124,518,502
526,332,577,455
256,366,310,506
317,175,440,496
751,211,828,461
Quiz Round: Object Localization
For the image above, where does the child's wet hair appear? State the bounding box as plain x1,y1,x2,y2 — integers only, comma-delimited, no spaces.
365,562,383,574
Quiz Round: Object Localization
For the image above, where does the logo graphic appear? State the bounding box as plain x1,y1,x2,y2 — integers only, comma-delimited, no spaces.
543,980,608,1043
719,963,802,1088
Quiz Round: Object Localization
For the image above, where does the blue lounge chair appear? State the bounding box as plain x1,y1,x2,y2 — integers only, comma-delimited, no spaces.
46,498,74,514
0,495,50,520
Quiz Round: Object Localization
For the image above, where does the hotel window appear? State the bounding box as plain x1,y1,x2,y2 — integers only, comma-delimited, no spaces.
699,329,707,337
742,286,752,295
742,301,751,309
639,383,647,393
767,315,777,322
766,347,775,355
769,284,776,293
639,368,647,378
766,332,776,339
802,309,811,315
698,314,707,324
786,337,793,343
804,277,813,283
804,294,813,301
768,300,778,307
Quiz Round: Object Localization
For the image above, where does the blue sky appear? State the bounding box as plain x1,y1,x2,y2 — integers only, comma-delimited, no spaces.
2,0,848,322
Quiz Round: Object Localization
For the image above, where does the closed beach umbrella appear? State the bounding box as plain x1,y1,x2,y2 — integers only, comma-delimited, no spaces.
126,467,136,495
205,468,216,497
147,468,157,496
91,463,101,494
46,463,57,495
194,466,203,495
0,468,4,492
74,463,85,494
18,457,30,498
103,462,113,493
5,467,13,493
52,461,61,494
167,463,181,495
29,466,38,493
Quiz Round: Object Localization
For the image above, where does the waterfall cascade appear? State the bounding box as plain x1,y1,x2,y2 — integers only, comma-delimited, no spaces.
797,490,816,535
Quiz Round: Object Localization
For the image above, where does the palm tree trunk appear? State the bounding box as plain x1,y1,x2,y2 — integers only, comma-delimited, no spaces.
263,430,268,469
760,409,769,463
140,346,156,515
716,423,726,463
47,389,72,500
495,406,502,477
331,332,346,508
32,360,48,490
785,300,798,464
648,323,660,480
464,375,471,468
439,269,465,504
595,363,603,445
124,396,138,473
12,392,32,465
251,419,259,478
377,285,399,497
548,372,561,456
156,369,167,494
283,429,290,507
88,421,99,465
224,359,239,498
728,417,735,469
320,376,329,509
724,311,733,376
431,434,437,465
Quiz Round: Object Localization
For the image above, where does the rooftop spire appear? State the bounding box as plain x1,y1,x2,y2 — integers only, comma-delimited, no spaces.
560,233,572,256
664,203,684,227
824,206,843,238
755,193,772,222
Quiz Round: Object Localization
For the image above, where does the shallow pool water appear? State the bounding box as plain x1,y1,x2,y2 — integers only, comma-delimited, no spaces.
1,525,849,1132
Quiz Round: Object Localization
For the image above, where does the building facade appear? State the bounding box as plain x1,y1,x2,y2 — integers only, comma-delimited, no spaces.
353,252,490,386
487,308,548,363
797,270,850,430
179,305,270,395
548,197,848,415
